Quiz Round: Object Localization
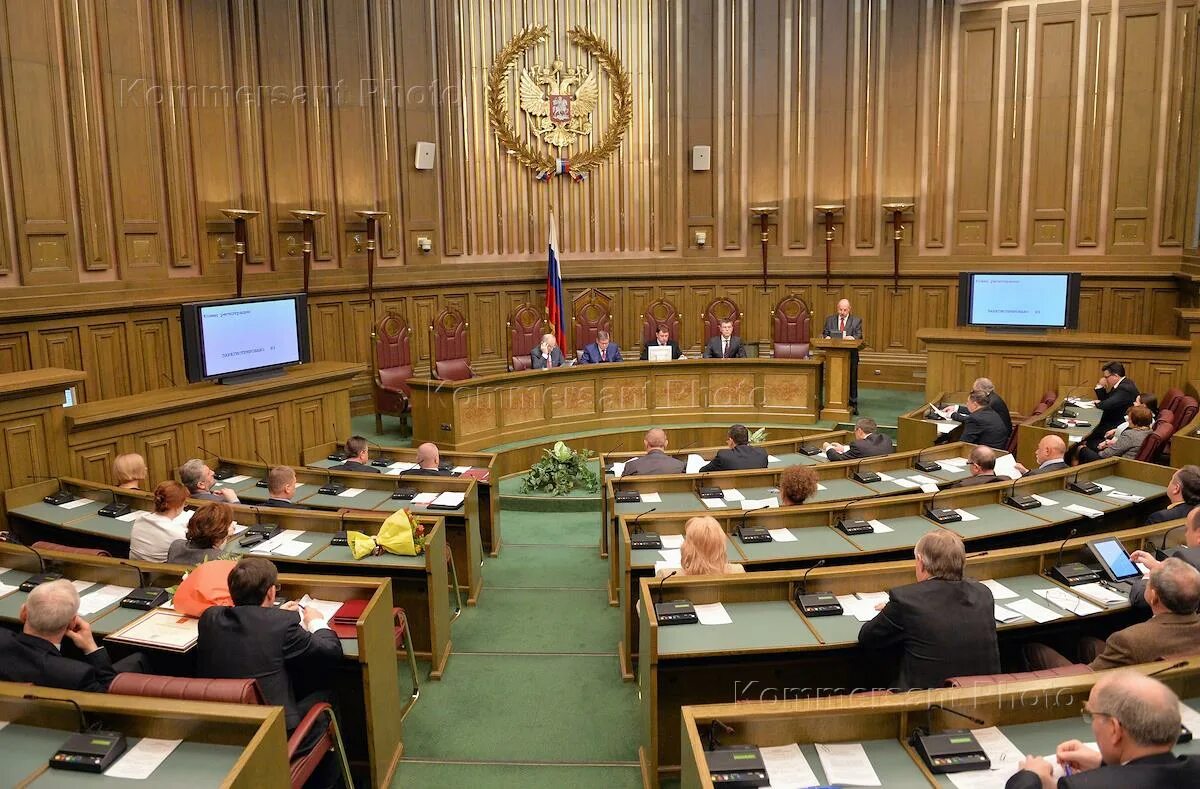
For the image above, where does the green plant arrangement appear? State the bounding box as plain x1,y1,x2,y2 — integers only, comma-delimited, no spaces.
748,427,768,444
520,441,600,496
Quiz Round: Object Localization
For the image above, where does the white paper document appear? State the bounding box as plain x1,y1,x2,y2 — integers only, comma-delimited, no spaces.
0,581,17,600
768,528,798,542
658,549,682,566
892,478,920,489
1073,582,1128,606
954,509,980,521
222,474,251,484
411,492,437,505
431,491,467,508
816,483,827,491
759,743,820,789
982,579,1019,600
993,453,1022,481
250,529,303,555
685,454,706,474
71,580,95,593
104,737,182,779
920,483,940,494
1034,588,1102,616
297,594,343,620
1107,491,1144,503
866,519,893,533
1179,702,1200,735
694,602,733,625
337,487,365,498
271,540,311,557
767,455,781,463
741,498,779,509
701,498,728,509
946,727,1026,789
59,498,95,510
874,472,894,482
640,492,662,504
78,585,135,616
993,604,1022,623
1006,598,1062,623
936,421,959,434
451,466,471,474
660,534,684,550
815,743,880,787
1094,483,1115,492
608,462,625,478
722,489,745,502
1063,503,1103,519
909,474,938,485
1031,494,1059,506
384,462,417,475
116,509,151,523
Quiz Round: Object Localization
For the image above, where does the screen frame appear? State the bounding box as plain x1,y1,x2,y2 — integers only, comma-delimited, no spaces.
1086,537,1142,583
956,272,1081,329
181,294,311,383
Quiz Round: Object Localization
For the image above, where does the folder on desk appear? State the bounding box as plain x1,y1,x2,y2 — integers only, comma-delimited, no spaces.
427,491,466,510
107,610,199,652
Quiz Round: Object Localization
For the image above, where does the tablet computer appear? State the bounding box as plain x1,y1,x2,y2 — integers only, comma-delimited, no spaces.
1087,537,1142,583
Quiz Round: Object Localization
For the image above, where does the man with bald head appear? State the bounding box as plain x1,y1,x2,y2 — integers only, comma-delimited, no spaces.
1006,670,1200,788
950,445,1004,488
409,442,451,476
622,429,685,476
822,299,864,412
530,333,566,369
1015,435,1068,476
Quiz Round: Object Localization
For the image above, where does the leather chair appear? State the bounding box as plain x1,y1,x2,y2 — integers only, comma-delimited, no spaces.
1005,402,1051,454
944,664,1093,688
109,673,353,789
770,296,812,358
1160,387,1185,415
571,288,614,356
371,312,413,435
1135,421,1174,463
430,307,473,381
1176,396,1198,431
1040,390,1057,407
30,541,111,557
640,299,682,347
701,297,742,344
507,304,544,372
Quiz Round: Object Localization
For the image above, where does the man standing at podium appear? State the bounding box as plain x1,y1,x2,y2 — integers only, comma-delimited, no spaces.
822,299,863,412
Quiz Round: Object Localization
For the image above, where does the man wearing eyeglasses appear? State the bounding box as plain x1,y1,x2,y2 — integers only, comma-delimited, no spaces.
1006,670,1200,788
1085,361,1139,450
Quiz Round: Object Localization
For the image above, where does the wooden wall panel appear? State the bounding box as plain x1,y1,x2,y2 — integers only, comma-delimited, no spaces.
997,9,1028,249
953,10,1000,253
1028,6,1078,254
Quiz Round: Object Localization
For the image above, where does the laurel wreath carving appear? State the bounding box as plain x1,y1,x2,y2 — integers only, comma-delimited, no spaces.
486,25,634,178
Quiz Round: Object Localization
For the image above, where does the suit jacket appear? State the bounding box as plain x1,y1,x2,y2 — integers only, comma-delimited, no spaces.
953,392,1013,437
1092,378,1140,436
825,431,892,461
702,336,747,358
622,449,686,476
1025,460,1068,476
260,497,307,509
190,490,228,502
821,314,864,340
530,345,566,370
198,605,343,730
960,407,1010,450
699,444,768,473
328,460,380,474
857,577,1000,690
579,342,622,364
1129,545,1200,608
1088,612,1200,670
1146,501,1196,525
1005,753,1200,789
0,629,116,692
406,467,452,477
640,340,683,360
952,473,1005,488
1098,427,1149,459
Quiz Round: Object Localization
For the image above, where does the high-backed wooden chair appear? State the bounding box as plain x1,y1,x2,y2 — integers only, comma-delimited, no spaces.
640,299,682,345
770,295,812,358
507,304,545,372
372,312,413,434
572,288,613,355
430,307,472,381
701,297,742,342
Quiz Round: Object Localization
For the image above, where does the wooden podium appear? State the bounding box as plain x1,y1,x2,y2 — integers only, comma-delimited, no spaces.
812,337,864,421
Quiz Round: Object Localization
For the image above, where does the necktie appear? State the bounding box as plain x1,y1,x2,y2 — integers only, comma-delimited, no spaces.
722,338,728,357
839,316,845,334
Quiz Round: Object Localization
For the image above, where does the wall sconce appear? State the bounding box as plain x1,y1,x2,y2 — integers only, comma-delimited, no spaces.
355,210,388,323
748,205,779,288
219,208,260,297
881,201,914,291
290,210,326,294
813,204,845,289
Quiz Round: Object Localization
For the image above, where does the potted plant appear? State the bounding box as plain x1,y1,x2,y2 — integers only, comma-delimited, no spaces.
520,441,600,496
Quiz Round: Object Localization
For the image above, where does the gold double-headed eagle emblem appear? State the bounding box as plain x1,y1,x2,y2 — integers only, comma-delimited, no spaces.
487,25,632,181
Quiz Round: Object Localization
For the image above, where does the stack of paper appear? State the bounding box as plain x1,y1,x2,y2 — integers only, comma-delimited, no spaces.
251,529,310,557
0,580,17,600
1006,598,1061,623
815,743,880,786
759,743,820,788
297,594,343,620
722,489,745,501
740,498,779,509
608,462,626,478
1063,503,1103,519
640,492,662,504
685,454,706,474
77,585,134,616
866,519,894,533
954,509,980,521
892,478,920,489
411,492,437,505
384,462,417,475
982,579,1019,600
1107,491,1144,503
702,498,727,509
1073,582,1128,606
660,534,684,550
993,604,1022,623
694,602,732,625
947,727,1026,789
59,498,95,510
451,466,472,474
1031,494,1059,506
104,738,182,780
658,549,681,567
936,422,958,434
431,491,466,508
337,487,366,498
768,528,798,542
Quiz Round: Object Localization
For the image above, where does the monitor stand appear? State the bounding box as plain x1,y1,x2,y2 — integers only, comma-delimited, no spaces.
217,366,287,386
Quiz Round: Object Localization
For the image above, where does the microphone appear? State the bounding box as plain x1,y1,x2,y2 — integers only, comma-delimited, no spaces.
799,558,826,596
913,446,941,473
368,439,390,467
1067,470,1102,495
923,488,962,524
630,507,657,534
651,569,698,625
25,693,129,772
1003,478,1040,510
332,510,350,546
602,439,626,474
244,505,279,540
1055,528,1077,570
927,703,986,727
254,450,272,488
318,471,346,496
117,561,168,609
1158,524,1185,558
1148,659,1189,677
834,500,873,535
29,474,73,505
97,489,131,519
851,458,880,484
654,569,676,606
14,541,61,592
736,506,772,543
118,561,148,589
794,558,842,616
629,508,662,549
1046,527,1099,586
704,718,735,751
196,446,234,480
24,694,90,733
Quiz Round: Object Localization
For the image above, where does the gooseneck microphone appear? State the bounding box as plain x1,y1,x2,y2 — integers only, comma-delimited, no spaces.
654,569,677,606
1067,470,1102,495
24,694,90,733
628,508,663,549
118,561,148,589
923,487,962,524
913,446,941,473
15,541,61,592
116,561,169,609
799,558,826,596
1003,478,1040,510
851,458,881,484
651,568,699,625
736,506,772,543
927,703,986,727
1055,528,1078,571
631,507,657,534
1046,527,1099,587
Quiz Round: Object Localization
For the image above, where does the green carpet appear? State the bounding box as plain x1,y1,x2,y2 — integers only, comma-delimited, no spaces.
451,589,619,654
396,763,643,788
483,545,609,589
501,510,598,547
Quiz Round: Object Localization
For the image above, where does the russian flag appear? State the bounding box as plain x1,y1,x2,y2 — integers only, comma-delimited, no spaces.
546,216,566,341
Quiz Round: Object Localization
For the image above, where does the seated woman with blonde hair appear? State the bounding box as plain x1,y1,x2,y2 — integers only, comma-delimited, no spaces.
112,453,147,490
676,516,744,576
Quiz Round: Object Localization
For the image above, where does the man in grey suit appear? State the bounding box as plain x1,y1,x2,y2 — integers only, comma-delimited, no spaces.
179,458,239,503
621,429,685,476
702,320,747,358
822,299,864,411
530,333,566,369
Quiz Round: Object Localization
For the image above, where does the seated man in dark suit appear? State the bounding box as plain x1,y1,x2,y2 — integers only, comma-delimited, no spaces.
530,333,566,369
959,390,1010,449
858,530,1000,689
699,424,767,472
622,428,685,476
640,325,684,360
179,458,240,503
259,466,308,509
1128,506,1200,609
1086,360,1139,450
407,442,452,476
823,417,892,461
950,377,1012,437
701,319,746,358
578,330,622,364
1006,670,1200,789
197,557,343,733
1014,435,1068,476
1144,465,1200,525
950,446,1005,488
328,435,381,474
0,579,148,692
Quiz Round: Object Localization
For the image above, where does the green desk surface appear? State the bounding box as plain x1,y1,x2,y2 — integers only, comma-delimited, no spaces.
61,515,136,540
299,489,393,511
799,739,932,789
767,452,816,467
308,458,339,469
340,637,359,658
231,482,314,503
310,542,427,569
211,475,264,495
810,478,876,504
988,573,1127,627
805,608,869,645
615,492,701,515
226,531,335,561
1091,475,1166,502
733,526,859,562
848,515,942,553
0,724,77,786
27,738,244,787
1028,489,1122,517
947,504,1053,540
927,464,972,483
9,499,105,526
630,542,742,570
1051,405,1103,439
656,601,816,657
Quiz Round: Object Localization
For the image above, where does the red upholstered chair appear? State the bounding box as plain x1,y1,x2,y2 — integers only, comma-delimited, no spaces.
1040,390,1058,407
1175,397,1198,431
507,304,545,372
1160,387,1185,415
1156,408,1176,429
1135,421,1173,463
771,296,812,358
1006,404,1052,454
109,674,353,789
371,312,413,434
430,307,473,380
31,541,111,557
640,299,682,345
944,664,1093,688
571,288,614,355
701,297,742,342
